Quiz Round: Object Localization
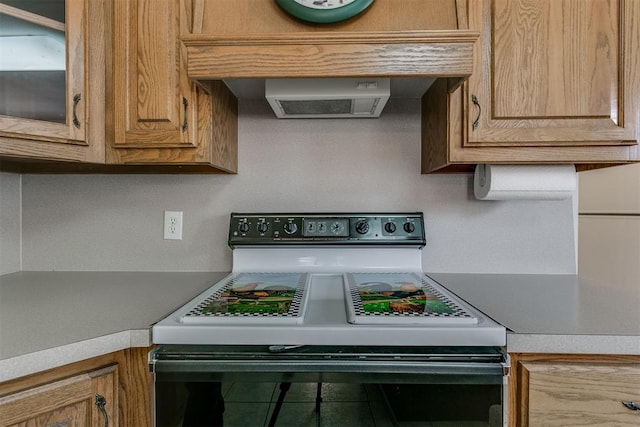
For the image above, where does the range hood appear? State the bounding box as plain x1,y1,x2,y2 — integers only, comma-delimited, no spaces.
181,1,480,111
265,78,390,119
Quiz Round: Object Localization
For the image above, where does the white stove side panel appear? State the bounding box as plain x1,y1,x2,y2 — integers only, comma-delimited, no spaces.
152,323,506,347
152,271,507,346
232,248,423,273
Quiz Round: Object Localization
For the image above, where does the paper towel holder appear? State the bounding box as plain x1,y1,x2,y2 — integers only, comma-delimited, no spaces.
474,163,577,201
476,164,487,188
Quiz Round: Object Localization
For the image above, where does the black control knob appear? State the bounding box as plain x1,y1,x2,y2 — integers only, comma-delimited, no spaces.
384,222,397,233
257,222,269,234
355,220,370,234
238,222,250,233
403,222,416,233
283,222,298,235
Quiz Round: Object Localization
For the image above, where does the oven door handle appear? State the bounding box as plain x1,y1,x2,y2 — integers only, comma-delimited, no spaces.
151,358,505,382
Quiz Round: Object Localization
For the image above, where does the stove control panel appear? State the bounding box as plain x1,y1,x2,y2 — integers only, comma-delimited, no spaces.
229,213,425,247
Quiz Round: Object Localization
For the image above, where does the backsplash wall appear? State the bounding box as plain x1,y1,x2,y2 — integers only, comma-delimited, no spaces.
17,100,577,273
0,172,21,274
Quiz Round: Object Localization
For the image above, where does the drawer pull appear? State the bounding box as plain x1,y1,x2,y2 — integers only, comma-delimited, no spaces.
471,94,481,130
182,97,189,132
72,93,81,129
622,401,640,411
96,394,109,426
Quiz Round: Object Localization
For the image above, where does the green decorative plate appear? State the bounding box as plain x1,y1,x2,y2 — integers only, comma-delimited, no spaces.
275,0,374,24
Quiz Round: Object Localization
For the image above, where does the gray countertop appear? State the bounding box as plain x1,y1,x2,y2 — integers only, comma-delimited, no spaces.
0,271,228,382
428,273,640,355
1,271,638,382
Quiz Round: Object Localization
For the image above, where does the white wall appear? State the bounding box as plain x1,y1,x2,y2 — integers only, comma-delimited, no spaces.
15,100,577,273
0,172,21,274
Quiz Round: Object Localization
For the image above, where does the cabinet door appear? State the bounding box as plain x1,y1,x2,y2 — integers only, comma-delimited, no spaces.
109,0,238,171
112,0,196,149
0,365,117,427
467,0,638,147
0,0,86,145
520,361,640,426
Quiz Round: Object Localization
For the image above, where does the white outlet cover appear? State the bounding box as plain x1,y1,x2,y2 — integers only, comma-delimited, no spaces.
164,211,183,240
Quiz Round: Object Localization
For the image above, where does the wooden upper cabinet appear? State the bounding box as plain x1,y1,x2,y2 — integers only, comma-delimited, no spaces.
468,0,638,146
422,0,640,172
193,0,462,34
0,0,105,163
112,0,195,148
109,0,237,171
183,0,479,81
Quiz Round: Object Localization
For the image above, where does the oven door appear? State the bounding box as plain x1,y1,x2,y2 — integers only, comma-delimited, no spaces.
150,345,509,427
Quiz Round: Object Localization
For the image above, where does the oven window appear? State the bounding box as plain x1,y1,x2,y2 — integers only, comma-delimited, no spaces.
155,380,503,426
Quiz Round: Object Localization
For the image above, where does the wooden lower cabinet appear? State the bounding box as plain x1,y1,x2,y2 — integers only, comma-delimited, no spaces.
0,347,152,427
509,353,640,426
0,365,116,427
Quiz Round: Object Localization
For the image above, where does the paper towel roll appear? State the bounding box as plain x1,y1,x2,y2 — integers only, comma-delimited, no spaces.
474,164,576,200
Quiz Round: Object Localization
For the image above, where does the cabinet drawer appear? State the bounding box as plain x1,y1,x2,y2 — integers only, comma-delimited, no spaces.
521,362,640,426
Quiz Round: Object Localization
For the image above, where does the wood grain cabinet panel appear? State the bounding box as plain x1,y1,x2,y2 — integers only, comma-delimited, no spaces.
468,0,636,146
422,0,640,172
108,0,237,171
112,0,195,147
521,362,640,426
0,348,153,427
0,365,117,427
509,354,640,427
184,0,478,81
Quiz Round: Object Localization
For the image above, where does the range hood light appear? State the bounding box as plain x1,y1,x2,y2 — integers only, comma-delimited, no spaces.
265,78,390,119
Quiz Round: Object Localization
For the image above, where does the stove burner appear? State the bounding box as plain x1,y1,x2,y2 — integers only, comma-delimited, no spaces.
182,273,309,324
345,273,477,324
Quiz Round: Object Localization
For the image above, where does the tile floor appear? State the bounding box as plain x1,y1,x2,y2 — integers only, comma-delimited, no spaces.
221,382,496,427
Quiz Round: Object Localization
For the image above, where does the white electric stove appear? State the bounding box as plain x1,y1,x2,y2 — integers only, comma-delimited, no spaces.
150,213,508,427
152,213,505,347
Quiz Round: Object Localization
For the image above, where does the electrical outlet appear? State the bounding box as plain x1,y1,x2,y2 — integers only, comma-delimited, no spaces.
164,211,183,240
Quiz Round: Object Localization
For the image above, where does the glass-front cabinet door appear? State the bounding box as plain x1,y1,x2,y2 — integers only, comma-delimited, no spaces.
0,0,86,145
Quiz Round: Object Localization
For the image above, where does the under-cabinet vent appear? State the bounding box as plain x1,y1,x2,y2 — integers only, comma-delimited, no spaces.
265,78,390,119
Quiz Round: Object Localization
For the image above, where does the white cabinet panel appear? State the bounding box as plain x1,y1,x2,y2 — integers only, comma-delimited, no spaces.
578,216,640,288
579,164,640,214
